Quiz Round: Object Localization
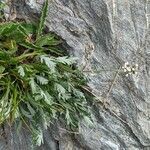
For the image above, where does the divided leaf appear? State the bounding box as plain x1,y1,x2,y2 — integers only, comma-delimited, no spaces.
17,66,25,77
36,75,48,85
0,0,92,146
56,56,78,65
40,55,56,73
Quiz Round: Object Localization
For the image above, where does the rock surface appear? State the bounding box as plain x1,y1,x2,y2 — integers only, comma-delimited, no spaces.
1,0,150,149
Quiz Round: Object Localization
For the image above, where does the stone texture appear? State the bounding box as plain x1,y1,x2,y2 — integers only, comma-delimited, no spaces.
1,0,150,149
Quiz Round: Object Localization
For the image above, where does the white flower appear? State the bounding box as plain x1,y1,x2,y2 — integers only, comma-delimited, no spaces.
126,67,131,72
122,62,139,76
122,62,129,69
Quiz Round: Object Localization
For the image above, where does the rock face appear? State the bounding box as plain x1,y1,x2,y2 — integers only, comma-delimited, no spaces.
1,0,150,149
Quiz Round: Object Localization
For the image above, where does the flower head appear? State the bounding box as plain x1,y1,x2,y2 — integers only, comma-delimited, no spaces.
122,62,138,76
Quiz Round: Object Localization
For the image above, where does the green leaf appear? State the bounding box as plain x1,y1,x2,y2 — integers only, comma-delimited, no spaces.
20,23,36,34
27,103,36,116
1,83,10,104
17,66,25,77
0,66,5,74
18,24,29,37
0,22,27,42
20,106,33,118
65,109,72,125
40,55,56,73
56,56,78,65
32,127,44,146
36,34,62,47
36,75,48,85
54,83,66,95
14,108,20,119
72,87,85,99
40,90,53,105
19,42,41,50
39,108,51,129
54,83,70,100
0,22,19,37
84,116,93,126
36,0,48,39
29,78,37,94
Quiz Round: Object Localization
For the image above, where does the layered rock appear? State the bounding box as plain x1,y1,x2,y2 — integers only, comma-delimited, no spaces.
1,0,150,149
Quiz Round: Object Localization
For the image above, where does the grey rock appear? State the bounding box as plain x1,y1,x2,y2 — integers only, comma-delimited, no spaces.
1,0,150,149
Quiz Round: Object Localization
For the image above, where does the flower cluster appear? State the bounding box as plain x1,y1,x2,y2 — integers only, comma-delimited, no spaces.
122,62,138,76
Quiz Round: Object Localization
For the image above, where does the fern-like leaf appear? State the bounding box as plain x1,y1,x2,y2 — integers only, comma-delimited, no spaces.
40,55,56,73
36,75,48,85
32,127,44,146
17,66,25,77
29,78,37,94
56,56,78,65
40,90,53,105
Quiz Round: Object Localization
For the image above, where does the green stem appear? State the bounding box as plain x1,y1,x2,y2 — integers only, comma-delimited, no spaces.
16,52,38,61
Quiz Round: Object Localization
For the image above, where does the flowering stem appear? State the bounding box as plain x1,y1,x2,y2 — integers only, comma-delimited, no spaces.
83,69,123,74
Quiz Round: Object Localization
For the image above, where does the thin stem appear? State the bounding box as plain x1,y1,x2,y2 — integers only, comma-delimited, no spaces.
106,66,121,99
20,116,32,133
83,69,123,74
58,127,79,134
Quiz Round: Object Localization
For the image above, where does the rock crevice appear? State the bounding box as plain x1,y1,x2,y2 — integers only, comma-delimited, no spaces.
1,0,150,149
